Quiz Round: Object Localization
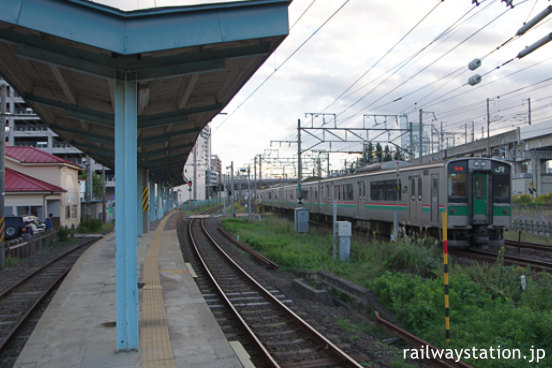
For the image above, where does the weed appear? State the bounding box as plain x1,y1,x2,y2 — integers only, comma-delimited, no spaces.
5,256,22,268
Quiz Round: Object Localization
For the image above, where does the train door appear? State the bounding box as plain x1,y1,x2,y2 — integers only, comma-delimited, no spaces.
357,180,365,218
409,176,422,225
431,174,439,224
472,172,489,223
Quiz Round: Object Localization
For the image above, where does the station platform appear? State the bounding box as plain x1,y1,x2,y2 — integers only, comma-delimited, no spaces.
13,212,246,368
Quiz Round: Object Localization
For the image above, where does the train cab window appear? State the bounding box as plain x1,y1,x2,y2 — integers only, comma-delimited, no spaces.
448,173,467,202
492,175,510,203
492,162,510,203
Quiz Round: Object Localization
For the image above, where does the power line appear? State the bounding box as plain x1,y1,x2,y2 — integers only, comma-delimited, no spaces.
214,0,350,132
321,0,445,112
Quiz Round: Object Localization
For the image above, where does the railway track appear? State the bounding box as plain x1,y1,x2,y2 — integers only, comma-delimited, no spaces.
0,237,98,364
450,248,552,272
504,239,552,252
184,216,363,368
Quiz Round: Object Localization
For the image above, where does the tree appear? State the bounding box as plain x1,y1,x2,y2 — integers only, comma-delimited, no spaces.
360,142,374,165
393,148,406,161
383,145,392,161
375,143,383,162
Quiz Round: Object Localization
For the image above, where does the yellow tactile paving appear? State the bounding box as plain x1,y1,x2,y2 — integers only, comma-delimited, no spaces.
140,212,176,368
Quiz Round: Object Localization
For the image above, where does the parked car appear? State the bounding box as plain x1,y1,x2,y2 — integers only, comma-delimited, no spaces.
23,215,46,234
5,216,26,239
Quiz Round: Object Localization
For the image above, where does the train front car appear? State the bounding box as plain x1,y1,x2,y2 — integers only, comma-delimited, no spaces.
446,158,511,247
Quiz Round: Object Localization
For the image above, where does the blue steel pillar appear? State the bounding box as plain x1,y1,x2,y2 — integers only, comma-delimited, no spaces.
114,72,139,351
137,168,143,237
149,179,156,223
158,184,164,219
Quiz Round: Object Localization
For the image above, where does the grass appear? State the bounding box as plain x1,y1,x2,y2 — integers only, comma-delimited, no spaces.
221,214,552,368
4,256,22,268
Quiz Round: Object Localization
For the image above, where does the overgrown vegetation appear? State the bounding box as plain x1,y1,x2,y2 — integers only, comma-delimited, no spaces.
222,215,552,367
76,218,113,234
4,256,22,268
512,193,552,206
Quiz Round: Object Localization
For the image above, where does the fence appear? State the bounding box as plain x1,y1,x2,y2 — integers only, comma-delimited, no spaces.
511,219,552,237
6,230,57,259
180,199,222,213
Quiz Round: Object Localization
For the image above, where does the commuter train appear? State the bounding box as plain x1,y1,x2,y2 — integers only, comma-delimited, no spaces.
257,158,511,247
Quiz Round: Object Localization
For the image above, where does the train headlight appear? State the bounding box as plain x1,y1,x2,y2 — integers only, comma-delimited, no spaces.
474,162,480,167
481,161,486,167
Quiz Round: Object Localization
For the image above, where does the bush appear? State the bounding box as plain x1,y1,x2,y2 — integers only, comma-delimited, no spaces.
57,226,72,241
77,218,103,233
512,193,533,204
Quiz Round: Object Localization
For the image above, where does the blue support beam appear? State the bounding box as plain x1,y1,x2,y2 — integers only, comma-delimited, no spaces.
158,185,164,220
149,178,156,223
137,168,143,237
114,71,138,351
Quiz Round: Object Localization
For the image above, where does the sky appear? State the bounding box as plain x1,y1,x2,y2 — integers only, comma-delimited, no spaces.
93,0,552,177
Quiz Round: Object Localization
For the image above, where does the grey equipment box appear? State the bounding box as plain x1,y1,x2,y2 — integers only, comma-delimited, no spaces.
294,207,310,233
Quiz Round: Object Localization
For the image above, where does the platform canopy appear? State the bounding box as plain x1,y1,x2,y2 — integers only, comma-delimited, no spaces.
0,0,290,185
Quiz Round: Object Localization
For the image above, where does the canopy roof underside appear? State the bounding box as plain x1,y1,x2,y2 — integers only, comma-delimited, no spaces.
0,0,290,185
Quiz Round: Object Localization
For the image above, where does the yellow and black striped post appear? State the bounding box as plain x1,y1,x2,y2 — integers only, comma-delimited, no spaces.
442,211,450,344
142,186,150,213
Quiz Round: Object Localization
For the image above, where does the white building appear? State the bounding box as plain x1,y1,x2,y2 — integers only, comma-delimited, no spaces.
176,124,220,204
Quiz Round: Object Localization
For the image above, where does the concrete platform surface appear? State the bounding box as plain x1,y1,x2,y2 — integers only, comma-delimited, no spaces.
14,213,243,368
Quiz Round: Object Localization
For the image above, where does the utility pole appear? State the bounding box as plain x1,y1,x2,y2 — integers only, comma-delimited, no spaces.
102,166,106,223
297,118,303,206
0,84,6,269
471,121,475,142
230,161,235,218
526,98,532,126
253,155,257,213
193,144,197,203
486,98,491,157
247,166,251,221
419,109,423,163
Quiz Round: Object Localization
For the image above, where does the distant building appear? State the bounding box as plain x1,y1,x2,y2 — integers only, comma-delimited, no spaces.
177,124,221,203
1,77,115,213
5,146,82,228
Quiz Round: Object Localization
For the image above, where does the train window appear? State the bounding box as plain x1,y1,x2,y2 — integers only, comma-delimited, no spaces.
493,175,510,203
303,190,309,200
448,173,467,202
411,178,416,200
268,192,272,200
474,175,486,199
346,184,354,201
370,180,400,201
418,177,422,200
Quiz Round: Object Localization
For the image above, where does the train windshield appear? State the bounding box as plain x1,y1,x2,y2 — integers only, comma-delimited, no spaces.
448,161,468,202
492,161,511,203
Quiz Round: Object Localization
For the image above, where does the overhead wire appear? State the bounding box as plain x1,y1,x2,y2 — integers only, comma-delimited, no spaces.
321,0,445,112
214,0,350,132
343,1,514,122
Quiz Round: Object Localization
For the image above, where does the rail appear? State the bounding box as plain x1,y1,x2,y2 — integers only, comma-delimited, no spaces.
189,217,364,367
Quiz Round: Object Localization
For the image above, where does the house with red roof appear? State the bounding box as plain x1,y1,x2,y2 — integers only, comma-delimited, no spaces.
5,146,81,229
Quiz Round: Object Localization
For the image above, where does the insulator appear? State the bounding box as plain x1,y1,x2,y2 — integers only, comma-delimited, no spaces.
468,58,481,71
517,6,552,35
517,33,552,59
468,74,482,86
